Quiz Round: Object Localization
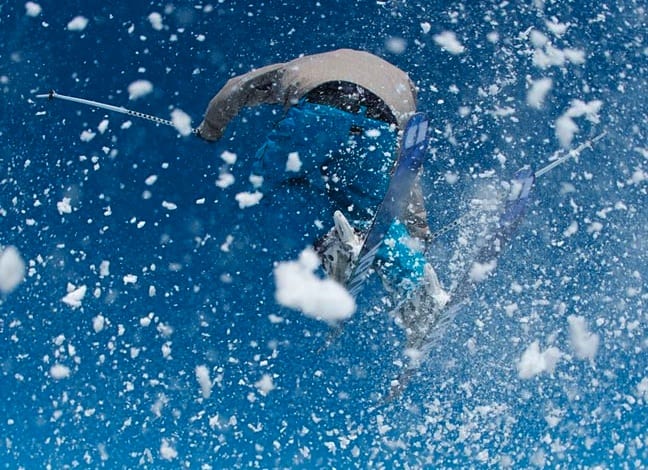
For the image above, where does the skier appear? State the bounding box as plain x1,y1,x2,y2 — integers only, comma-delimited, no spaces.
197,49,447,343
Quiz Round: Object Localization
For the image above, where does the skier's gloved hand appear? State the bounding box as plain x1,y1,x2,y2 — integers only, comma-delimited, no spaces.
196,118,224,141
315,211,362,284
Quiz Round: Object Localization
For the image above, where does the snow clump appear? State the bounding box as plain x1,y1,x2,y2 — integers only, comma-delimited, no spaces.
128,79,153,100
67,16,88,31
555,99,603,148
567,315,600,362
285,152,302,172
235,191,263,209
517,341,561,379
195,365,213,399
49,364,71,380
433,31,465,54
274,248,356,323
61,284,87,308
25,2,42,17
526,77,553,108
0,246,26,293
171,108,192,136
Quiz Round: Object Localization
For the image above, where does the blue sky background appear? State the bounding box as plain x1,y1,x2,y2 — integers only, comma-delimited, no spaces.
1,0,646,467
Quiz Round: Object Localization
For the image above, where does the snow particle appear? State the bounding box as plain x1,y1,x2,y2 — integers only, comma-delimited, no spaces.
67,16,88,32
57,197,72,215
255,374,276,396
433,31,465,55
25,2,42,17
274,248,356,323
148,12,164,31
195,365,213,399
159,439,177,461
99,260,110,277
97,119,109,134
50,364,71,380
637,377,648,401
555,99,603,148
385,36,407,55
123,274,138,285
235,191,263,209
517,341,561,379
92,314,106,333
555,115,579,148
80,129,96,142
220,150,237,165
468,259,497,282
0,246,26,294
61,284,87,308
170,108,192,136
127,79,153,100
545,19,569,37
216,172,235,189
526,77,553,109
567,315,600,362
285,152,302,172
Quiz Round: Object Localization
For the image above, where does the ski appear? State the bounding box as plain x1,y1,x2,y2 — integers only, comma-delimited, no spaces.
384,166,536,401
346,112,430,298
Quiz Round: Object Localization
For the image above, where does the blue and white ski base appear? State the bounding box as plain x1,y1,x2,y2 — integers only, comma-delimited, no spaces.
346,112,429,298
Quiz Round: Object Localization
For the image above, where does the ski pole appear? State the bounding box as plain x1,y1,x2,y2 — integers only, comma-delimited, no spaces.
428,132,607,242
35,90,198,135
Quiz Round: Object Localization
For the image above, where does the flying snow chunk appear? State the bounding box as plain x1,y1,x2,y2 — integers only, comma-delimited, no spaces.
555,99,603,148
433,31,465,54
50,364,71,380
25,2,42,16
385,37,407,55
160,439,177,461
0,246,25,294
517,341,561,379
216,172,235,189
220,150,237,165
67,16,88,31
637,378,648,401
420,22,431,34
123,274,138,285
148,12,164,31
285,152,302,172
274,248,356,323
57,197,72,215
62,284,87,308
127,79,153,100
97,119,109,134
532,41,585,69
80,129,96,142
529,30,548,48
235,191,263,209
526,77,553,109
545,19,569,37
468,259,497,282
195,365,212,399
93,314,105,333
567,315,599,362
255,374,276,396
555,115,579,148
171,108,192,136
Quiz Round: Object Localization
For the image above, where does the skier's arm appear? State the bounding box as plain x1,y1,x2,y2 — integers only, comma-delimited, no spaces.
197,63,287,141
